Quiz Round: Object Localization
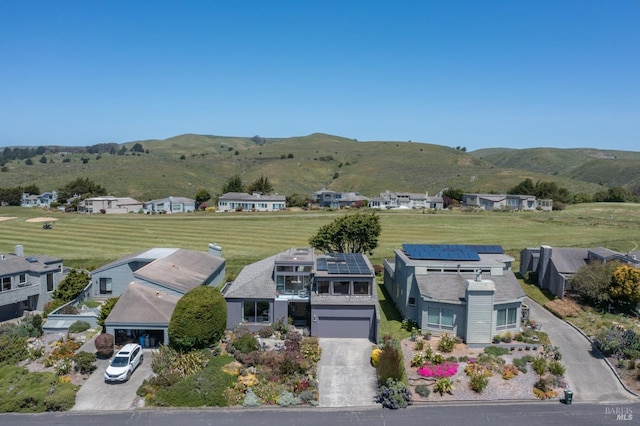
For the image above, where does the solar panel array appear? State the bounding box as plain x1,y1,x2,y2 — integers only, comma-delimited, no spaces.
402,244,505,261
317,253,372,275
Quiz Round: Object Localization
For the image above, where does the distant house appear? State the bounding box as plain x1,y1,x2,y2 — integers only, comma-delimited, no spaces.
520,245,640,299
21,191,58,208
78,196,143,214
369,191,444,210
312,189,369,208
462,193,551,211
217,192,286,212
383,244,525,346
97,244,226,346
223,248,379,341
0,245,65,321
143,196,196,214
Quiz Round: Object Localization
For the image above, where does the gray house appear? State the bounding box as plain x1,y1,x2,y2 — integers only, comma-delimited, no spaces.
217,192,286,212
369,191,444,210
520,245,640,299
312,189,370,209
78,196,143,214
96,245,226,346
143,196,196,214
0,245,65,321
383,244,525,346
462,193,552,211
223,248,379,341
21,191,58,208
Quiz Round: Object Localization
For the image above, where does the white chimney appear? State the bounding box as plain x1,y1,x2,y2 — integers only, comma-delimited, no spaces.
208,243,222,257
14,245,24,257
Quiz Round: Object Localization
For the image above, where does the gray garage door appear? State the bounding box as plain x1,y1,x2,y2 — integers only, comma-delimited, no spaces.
316,317,371,339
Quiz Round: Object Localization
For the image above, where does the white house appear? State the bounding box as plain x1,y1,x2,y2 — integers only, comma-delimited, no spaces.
217,192,286,212
143,196,196,214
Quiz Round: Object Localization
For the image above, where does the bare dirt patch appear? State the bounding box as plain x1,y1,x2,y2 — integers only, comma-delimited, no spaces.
0,216,17,222
25,217,59,223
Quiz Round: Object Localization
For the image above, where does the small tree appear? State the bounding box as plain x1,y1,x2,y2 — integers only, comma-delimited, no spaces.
610,265,640,308
194,188,211,208
221,175,245,194
569,261,619,308
168,286,227,351
97,297,119,332
247,175,273,194
52,269,90,303
309,212,381,255
94,333,115,359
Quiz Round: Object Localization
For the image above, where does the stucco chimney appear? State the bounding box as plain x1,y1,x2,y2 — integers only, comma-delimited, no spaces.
208,243,222,257
14,245,24,257
538,245,552,286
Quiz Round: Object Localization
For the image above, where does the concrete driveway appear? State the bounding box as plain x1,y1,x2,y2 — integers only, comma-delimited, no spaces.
318,338,378,407
525,297,636,403
71,349,154,411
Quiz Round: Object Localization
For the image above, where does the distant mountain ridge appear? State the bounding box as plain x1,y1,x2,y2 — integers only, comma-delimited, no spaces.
1,133,637,201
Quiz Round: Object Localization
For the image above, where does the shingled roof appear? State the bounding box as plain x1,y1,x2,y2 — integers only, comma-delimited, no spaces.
416,270,525,303
105,282,179,325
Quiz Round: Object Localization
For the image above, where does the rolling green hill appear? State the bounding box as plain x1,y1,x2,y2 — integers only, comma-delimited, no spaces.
0,134,630,201
471,147,640,190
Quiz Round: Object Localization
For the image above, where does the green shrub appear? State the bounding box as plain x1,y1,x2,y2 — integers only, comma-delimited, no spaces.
300,337,322,363
532,357,547,376
148,355,235,407
232,332,259,354
97,297,119,331
0,332,28,366
0,365,78,412
415,384,430,397
242,388,261,407
168,286,227,352
548,360,566,376
257,325,275,338
469,372,489,393
68,320,91,333
376,335,406,384
278,391,301,407
484,346,509,356
52,269,90,303
72,351,97,374
437,333,456,353
513,357,528,373
433,377,454,395
374,378,412,409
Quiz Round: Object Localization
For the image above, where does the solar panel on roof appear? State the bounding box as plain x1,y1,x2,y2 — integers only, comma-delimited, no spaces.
322,253,371,274
402,244,480,261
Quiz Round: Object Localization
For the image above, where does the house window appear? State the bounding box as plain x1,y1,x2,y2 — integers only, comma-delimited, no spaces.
46,273,54,292
333,281,349,295
1,277,11,292
496,307,518,330
317,280,330,294
243,301,270,323
99,277,113,294
427,307,454,330
353,282,370,295
19,274,27,284
408,297,416,307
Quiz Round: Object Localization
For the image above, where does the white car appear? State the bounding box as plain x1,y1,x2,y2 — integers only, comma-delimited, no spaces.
104,343,143,383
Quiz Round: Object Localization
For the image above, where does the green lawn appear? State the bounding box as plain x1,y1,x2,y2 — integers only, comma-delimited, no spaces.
2,203,640,340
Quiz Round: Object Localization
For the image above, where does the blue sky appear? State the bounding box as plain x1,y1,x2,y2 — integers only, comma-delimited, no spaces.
1,1,638,151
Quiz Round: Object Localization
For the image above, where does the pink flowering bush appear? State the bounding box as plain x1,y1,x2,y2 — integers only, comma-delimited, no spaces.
417,361,459,378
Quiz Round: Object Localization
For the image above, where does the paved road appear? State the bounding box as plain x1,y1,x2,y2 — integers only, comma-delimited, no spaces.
5,402,640,426
318,338,377,407
71,349,153,411
525,297,636,402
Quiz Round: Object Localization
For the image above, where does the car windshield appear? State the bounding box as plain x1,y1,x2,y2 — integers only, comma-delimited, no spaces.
110,356,129,367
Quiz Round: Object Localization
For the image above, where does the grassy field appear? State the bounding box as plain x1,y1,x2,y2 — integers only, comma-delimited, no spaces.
1,203,639,277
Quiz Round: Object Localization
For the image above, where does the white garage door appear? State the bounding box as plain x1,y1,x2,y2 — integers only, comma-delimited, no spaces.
316,317,371,339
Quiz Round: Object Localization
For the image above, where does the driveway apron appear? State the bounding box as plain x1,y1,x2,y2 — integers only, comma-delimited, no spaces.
525,297,636,402
318,338,378,407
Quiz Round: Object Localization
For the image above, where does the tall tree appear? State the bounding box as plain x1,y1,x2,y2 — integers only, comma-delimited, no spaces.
58,177,107,202
247,175,273,194
221,175,245,194
309,212,381,255
569,260,619,308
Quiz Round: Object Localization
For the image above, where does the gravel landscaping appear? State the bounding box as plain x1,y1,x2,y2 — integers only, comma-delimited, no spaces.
401,336,567,402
